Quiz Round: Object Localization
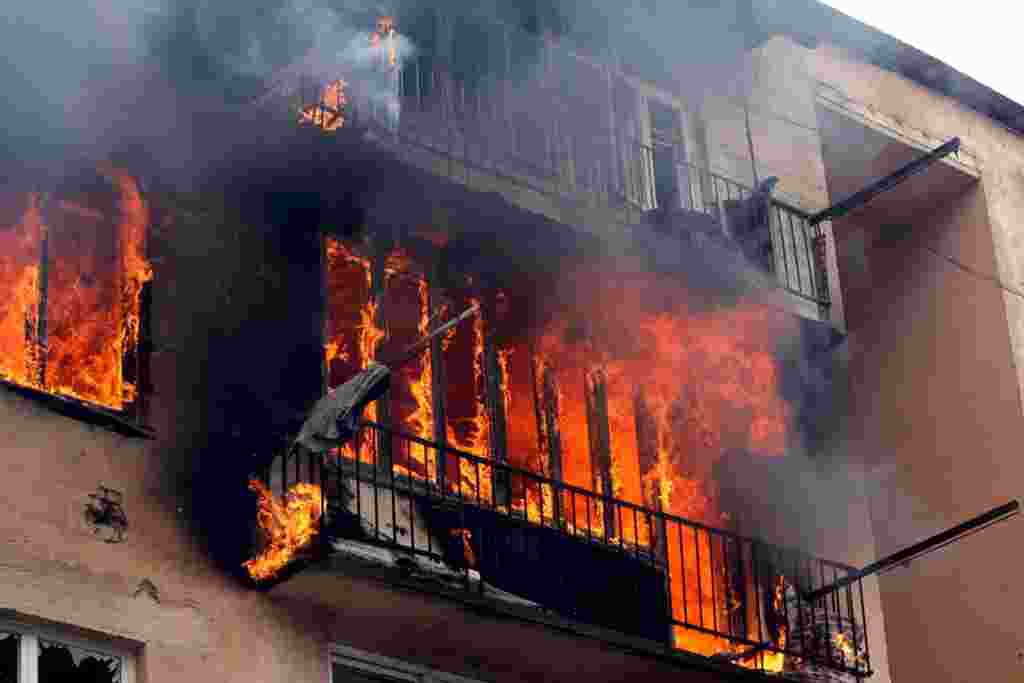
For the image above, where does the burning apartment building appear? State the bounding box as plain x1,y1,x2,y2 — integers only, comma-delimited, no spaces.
0,0,1021,682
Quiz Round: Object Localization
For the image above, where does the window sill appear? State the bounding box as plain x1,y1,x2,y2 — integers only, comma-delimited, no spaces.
0,379,155,440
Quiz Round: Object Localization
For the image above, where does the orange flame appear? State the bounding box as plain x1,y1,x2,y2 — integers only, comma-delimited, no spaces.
757,576,788,673
323,248,796,664
833,631,865,669
300,80,348,131
244,478,323,582
404,277,436,480
525,268,791,656
0,192,43,387
447,301,493,500
324,239,382,463
372,17,398,69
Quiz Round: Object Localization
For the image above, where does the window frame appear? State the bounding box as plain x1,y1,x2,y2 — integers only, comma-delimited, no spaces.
0,185,153,437
0,618,137,683
329,644,484,683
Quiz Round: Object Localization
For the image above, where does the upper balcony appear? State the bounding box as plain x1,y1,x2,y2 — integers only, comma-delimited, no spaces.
257,14,832,320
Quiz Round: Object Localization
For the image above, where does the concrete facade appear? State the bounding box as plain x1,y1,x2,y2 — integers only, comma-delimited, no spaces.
728,35,1024,683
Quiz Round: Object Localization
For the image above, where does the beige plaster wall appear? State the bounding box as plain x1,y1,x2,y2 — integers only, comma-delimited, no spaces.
791,39,1024,683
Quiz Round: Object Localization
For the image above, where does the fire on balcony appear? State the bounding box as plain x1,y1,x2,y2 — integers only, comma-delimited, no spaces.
238,10,861,680
238,187,871,682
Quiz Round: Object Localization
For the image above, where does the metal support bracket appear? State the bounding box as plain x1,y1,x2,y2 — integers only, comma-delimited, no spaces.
809,137,961,226
804,500,1019,601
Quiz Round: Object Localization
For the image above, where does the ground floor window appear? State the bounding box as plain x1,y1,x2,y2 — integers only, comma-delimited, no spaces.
0,622,134,683
331,644,482,683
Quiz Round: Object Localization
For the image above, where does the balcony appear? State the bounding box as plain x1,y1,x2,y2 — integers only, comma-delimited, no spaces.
255,421,871,679
263,50,831,316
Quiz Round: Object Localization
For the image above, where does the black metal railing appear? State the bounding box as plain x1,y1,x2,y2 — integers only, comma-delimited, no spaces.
261,420,870,678
624,141,830,308
281,63,831,309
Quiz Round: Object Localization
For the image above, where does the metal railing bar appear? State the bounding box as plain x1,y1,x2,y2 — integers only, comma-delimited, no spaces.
350,420,856,569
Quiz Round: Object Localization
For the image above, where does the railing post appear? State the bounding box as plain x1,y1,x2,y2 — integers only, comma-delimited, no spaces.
811,225,831,318
31,193,51,388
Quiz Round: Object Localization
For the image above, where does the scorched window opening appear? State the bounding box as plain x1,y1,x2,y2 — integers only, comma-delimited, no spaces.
0,168,152,422
322,229,793,538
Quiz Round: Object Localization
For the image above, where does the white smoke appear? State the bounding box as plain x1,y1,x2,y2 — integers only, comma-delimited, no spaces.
234,0,417,129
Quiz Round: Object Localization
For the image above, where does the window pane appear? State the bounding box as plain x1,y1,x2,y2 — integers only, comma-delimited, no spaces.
331,663,406,683
0,632,19,683
39,640,121,683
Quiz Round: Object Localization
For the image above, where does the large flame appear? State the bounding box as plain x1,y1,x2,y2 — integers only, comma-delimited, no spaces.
394,276,437,481
0,169,151,411
323,242,796,667
0,193,43,387
244,478,323,582
756,576,788,673
447,300,493,500
324,238,383,463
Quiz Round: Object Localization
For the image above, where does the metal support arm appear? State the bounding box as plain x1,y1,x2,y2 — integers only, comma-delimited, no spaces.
809,137,961,226
804,500,1019,601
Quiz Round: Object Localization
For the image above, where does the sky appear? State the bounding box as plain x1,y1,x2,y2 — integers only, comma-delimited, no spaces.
822,1,1024,106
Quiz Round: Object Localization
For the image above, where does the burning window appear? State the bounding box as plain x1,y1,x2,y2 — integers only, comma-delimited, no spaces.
0,166,152,414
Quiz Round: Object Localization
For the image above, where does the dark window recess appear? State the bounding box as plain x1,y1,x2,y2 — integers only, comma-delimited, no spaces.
0,632,18,683
399,8,437,104
649,101,686,209
508,27,543,83
400,54,434,103
452,17,506,93
401,8,438,54
331,664,405,683
38,640,121,683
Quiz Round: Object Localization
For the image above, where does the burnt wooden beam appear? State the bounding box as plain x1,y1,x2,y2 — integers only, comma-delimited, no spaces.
32,193,51,387
532,349,563,526
481,290,511,507
585,365,616,537
370,232,393,474
428,259,449,492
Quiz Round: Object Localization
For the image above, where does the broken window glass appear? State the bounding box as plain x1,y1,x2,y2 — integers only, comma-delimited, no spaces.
0,632,18,683
38,639,121,683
